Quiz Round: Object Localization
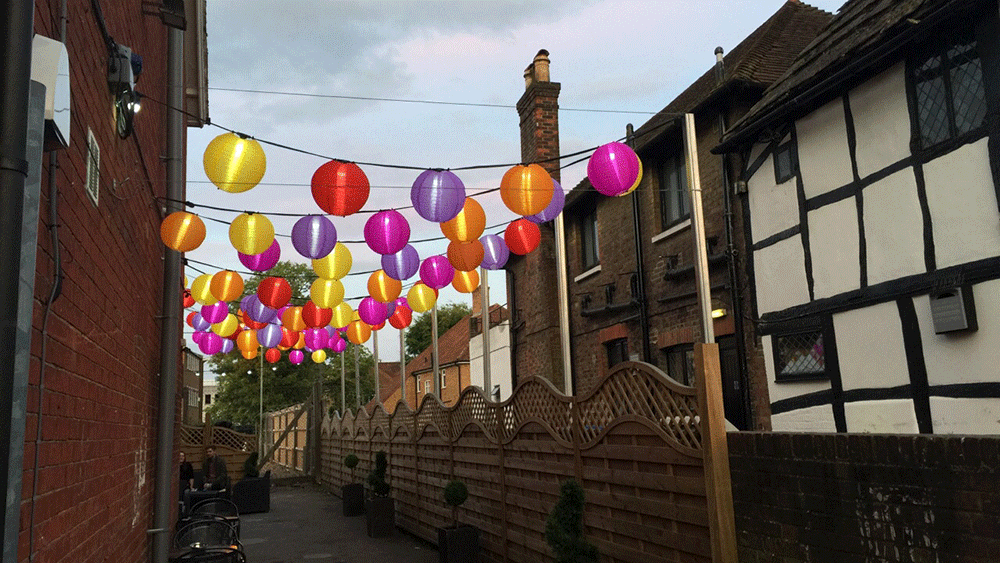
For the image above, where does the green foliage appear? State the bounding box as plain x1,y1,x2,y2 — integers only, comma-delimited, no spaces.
243,452,260,478
404,302,471,359
344,453,359,481
366,450,390,497
444,480,468,507
545,480,598,563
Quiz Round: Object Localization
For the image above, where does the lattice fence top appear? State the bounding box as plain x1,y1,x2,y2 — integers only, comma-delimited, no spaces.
321,361,702,455
181,423,258,452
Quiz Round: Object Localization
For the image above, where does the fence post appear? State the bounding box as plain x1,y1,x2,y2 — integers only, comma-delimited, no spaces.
695,343,737,563
495,396,509,563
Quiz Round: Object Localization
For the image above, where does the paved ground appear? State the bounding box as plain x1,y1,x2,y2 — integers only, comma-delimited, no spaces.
239,481,438,563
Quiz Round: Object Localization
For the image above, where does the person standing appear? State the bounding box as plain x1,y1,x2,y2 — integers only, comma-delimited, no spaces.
202,445,230,491
179,451,194,497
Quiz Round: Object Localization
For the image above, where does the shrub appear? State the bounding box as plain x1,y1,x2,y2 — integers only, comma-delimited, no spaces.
242,452,260,479
366,451,390,497
545,479,598,563
444,480,469,527
344,453,359,482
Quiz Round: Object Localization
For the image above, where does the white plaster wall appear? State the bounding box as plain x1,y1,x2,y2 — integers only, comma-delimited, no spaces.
808,197,860,299
748,140,800,243
929,397,1000,434
844,399,918,433
764,334,832,403
849,62,912,178
772,405,837,432
834,302,910,391
469,321,512,401
796,98,855,199
922,138,1000,268
754,237,810,314
914,279,1000,386
863,168,926,285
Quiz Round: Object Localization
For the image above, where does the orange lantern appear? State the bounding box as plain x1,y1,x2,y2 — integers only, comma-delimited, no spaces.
440,197,486,243
452,269,480,293
236,329,260,354
367,270,402,303
294,332,306,349
281,306,306,332
160,211,206,252
500,164,553,216
242,347,258,360
346,320,372,344
447,240,485,272
210,270,244,302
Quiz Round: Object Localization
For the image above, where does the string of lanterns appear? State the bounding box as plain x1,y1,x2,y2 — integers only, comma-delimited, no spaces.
163,131,642,364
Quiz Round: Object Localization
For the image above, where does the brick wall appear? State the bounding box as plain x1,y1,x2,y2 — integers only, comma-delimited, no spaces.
729,433,1000,562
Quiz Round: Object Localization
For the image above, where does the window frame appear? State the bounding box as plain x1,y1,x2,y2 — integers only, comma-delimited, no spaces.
661,343,695,386
658,152,690,232
580,205,599,271
771,327,828,383
773,141,797,184
605,338,628,370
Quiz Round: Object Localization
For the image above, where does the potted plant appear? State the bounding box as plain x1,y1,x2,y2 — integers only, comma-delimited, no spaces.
341,454,364,517
545,479,598,563
232,452,271,514
365,450,394,537
437,480,479,563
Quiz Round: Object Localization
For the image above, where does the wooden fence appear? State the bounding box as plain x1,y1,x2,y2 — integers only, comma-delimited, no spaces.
317,360,717,563
178,420,257,481
266,404,310,472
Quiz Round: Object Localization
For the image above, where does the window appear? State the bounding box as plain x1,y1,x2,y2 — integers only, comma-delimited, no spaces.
424,379,431,394
911,28,987,149
605,338,628,369
773,141,797,184
204,394,211,405
441,373,446,388
773,330,826,382
662,344,695,386
659,153,689,231
581,206,599,270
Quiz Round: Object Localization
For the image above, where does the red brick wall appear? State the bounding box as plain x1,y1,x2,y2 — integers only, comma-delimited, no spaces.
24,2,177,562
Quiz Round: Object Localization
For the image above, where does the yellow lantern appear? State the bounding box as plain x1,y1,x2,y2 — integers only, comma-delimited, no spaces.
236,329,260,354
452,269,480,293
312,243,352,279
229,213,275,255
618,159,643,197
500,163,553,216
331,302,353,328
189,274,219,306
210,270,244,302
160,211,206,252
346,320,371,344
367,270,402,303
281,306,307,332
311,349,327,363
407,283,437,313
440,198,486,243
211,313,240,337
310,278,345,309
203,132,267,193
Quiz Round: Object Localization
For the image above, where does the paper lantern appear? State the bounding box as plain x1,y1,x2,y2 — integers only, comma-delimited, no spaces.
191,331,206,345
229,213,275,255
505,218,541,255
203,132,266,193
244,294,277,324
211,314,239,338
190,274,218,306
364,210,410,255
500,163,553,216
242,347,259,360
237,329,260,353
240,312,267,331
447,240,484,272
289,349,304,365
330,302,354,328
440,197,486,243
372,321,386,331
407,283,437,313
368,270,402,303
265,347,281,364
527,179,566,223
311,160,370,216
186,311,198,328
294,332,306,349
346,320,372,344
452,269,480,293
330,335,348,353
191,313,210,332
210,270,244,302
587,142,642,197
239,239,281,272
388,303,412,329
480,234,510,270
280,306,306,332
312,349,328,363
420,255,454,290
198,332,224,355
279,326,298,348
381,244,420,281
257,277,292,309
312,243,352,280
200,301,229,324
411,169,466,222
291,215,337,259
160,211,206,252
302,301,333,329
621,159,643,196
221,339,235,354
303,328,326,350
257,323,282,348
358,297,389,326
182,288,195,309
309,278,342,309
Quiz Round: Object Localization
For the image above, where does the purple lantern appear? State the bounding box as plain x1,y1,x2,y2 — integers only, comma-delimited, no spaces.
191,313,211,332
587,142,641,197
527,179,565,223
410,169,466,222
239,239,281,271
364,210,410,255
257,323,282,348
289,349,305,365
291,215,337,259
221,339,235,354
419,255,454,290
244,295,277,324
198,332,223,355
330,336,347,353
480,234,510,270
382,244,420,280
201,301,229,324
358,297,389,326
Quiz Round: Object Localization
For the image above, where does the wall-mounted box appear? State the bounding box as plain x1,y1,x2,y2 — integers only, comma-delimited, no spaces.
929,285,977,334
30,35,71,150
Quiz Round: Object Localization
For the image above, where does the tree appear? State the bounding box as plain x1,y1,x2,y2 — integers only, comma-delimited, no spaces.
404,302,471,360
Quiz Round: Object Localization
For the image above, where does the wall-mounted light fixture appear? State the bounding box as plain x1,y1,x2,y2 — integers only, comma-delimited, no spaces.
711,308,728,319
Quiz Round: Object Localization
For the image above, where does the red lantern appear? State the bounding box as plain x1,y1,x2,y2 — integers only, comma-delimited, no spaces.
388,305,412,329
264,347,281,363
238,310,267,330
257,276,292,309
302,300,333,329
372,321,386,331
183,288,195,308
505,218,541,255
311,160,370,216
279,326,298,348
186,311,198,328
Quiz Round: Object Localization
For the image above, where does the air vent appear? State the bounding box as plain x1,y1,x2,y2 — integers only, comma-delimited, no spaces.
85,128,100,207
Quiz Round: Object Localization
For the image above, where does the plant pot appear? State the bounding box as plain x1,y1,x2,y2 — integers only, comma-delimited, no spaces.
365,496,395,537
438,525,479,563
342,483,364,517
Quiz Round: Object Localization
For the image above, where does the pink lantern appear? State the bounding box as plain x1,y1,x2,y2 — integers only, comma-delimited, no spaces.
302,328,326,350
239,239,281,271
289,349,305,365
198,332,223,355
364,210,410,255
358,296,389,326
330,335,347,353
410,169,466,222
587,142,642,197
200,301,229,324
419,255,454,290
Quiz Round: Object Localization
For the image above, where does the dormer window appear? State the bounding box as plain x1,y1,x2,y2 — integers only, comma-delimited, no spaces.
910,28,986,149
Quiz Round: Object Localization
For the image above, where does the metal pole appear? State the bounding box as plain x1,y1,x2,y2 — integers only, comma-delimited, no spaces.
353,344,360,409
258,347,263,453
399,328,406,407
340,348,346,414
431,304,440,396
152,24,185,563
626,123,651,362
372,330,380,406
554,213,573,395
480,268,491,398
684,113,714,343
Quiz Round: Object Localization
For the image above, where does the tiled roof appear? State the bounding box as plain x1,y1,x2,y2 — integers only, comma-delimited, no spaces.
405,314,471,378
365,362,402,412
718,0,967,150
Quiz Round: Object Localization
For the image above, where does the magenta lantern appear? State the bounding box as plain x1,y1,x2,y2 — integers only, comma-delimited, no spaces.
587,142,641,197
419,255,454,290
364,210,410,255
257,323,282,348
239,239,281,272
190,330,206,345
410,169,466,222
330,335,347,353
480,234,510,270
358,296,389,326
302,328,325,350
381,244,420,280
200,301,229,324
198,332,223,355
289,349,305,365
291,215,337,259
527,179,565,223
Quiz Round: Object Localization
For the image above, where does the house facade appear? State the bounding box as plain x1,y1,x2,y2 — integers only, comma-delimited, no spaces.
717,0,1000,433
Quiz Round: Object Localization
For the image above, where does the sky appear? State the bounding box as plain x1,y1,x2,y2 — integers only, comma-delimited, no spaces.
182,0,847,372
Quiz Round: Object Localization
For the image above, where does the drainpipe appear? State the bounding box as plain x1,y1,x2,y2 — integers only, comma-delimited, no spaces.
626,124,651,363
151,25,185,563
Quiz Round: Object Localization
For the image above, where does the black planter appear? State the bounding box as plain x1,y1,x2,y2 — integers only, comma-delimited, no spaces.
342,483,364,517
438,525,479,563
365,496,395,537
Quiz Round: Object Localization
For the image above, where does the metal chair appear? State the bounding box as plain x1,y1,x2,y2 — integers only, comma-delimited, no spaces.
191,498,239,517
170,545,245,563
173,518,240,550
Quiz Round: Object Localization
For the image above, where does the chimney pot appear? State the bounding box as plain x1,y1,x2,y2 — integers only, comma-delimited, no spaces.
533,49,550,83
524,64,534,89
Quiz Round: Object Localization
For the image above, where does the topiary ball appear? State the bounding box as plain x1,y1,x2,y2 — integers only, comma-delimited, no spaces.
444,480,469,507
344,454,359,469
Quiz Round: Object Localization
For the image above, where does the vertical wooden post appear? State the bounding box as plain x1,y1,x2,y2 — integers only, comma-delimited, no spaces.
496,398,509,563
695,343,737,563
